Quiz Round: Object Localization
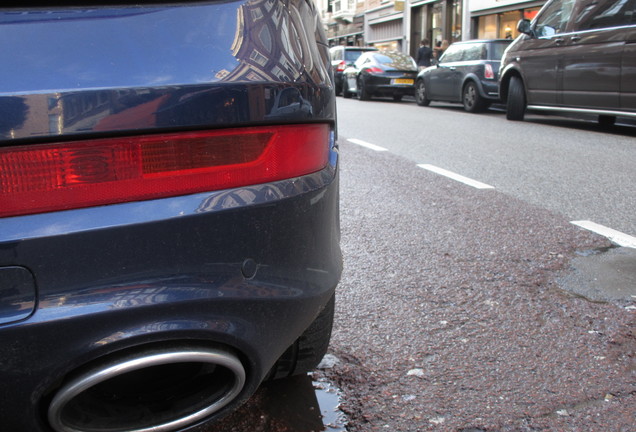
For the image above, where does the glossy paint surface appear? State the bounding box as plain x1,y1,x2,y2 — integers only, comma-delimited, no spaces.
0,1,340,430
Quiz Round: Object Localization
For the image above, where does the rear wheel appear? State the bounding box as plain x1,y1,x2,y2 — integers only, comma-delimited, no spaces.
598,115,616,127
357,77,371,101
267,294,335,379
506,76,526,121
415,79,430,106
462,81,487,113
342,80,352,99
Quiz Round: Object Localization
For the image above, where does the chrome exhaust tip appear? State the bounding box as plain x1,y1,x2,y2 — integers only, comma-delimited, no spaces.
48,346,246,432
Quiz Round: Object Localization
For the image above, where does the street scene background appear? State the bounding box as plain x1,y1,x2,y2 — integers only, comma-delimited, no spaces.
202,99,636,431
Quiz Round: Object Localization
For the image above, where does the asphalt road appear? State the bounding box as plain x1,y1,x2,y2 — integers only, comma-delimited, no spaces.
202,98,636,432
336,97,636,239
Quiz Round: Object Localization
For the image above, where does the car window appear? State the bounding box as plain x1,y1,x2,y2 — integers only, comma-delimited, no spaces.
572,0,636,30
461,43,486,61
330,48,342,61
373,52,416,69
439,44,463,62
488,42,511,60
534,0,577,36
344,50,366,62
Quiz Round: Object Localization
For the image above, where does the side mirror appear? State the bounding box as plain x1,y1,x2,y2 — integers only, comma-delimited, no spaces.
517,19,532,36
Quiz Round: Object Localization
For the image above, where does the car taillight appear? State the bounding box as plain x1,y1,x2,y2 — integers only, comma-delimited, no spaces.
484,64,495,79
0,124,330,218
336,61,347,72
365,67,383,74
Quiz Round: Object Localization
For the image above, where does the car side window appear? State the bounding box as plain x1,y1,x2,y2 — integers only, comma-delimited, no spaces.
572,0,636,30
439,45,462,62
534,0,577,36
461,44,484,61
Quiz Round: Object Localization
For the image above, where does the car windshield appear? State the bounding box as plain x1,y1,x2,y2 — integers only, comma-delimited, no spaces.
373,52,415,69
489,42,511,60
345,50,369,62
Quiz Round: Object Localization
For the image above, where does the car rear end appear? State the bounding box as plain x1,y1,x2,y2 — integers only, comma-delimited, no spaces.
0,1,341,431
365,52,418,97
481,40,513,100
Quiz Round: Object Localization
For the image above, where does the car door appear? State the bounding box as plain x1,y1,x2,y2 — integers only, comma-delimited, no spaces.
519,0,577,105
428,44,464,100
560,0,634,109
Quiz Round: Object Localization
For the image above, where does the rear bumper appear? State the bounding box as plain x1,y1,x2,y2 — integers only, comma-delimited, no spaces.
0,147,341,430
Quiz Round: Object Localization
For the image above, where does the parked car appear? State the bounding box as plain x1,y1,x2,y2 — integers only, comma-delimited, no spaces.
414,39,512,112
0,1,341,432
499,0,636,124
343,51,418,101
329,45,378,96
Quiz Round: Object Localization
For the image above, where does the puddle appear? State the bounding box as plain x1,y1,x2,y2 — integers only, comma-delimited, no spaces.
314,379,348,431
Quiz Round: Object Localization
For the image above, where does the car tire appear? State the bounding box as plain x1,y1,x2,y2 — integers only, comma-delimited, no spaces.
393,94,402,102
415,79,430,106
342,80,352,99
266,294,335,380
335,80,342,96
462,81,487,113
598,115,616,127
506,76,526,121
357,77,371,101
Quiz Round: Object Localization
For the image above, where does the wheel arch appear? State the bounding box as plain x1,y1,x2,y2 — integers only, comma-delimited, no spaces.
499,66,524,104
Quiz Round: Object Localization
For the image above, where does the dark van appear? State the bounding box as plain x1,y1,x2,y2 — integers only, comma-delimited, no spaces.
499,0,636,125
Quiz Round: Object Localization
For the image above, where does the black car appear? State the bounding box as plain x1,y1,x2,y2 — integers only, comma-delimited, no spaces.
0,1,341,432
342,51,418,101
329,45,377,96
415,39,512,112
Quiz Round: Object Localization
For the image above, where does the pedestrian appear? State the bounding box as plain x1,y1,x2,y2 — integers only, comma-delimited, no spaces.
434,39,449,62
415,39,432,70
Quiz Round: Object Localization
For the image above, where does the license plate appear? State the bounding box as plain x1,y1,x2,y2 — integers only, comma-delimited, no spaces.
392,79,413,85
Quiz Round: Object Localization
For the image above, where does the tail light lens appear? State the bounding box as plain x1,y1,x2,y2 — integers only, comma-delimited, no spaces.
365,67,383,74
0,124,330,218
484,64,495,80
336,61,347,72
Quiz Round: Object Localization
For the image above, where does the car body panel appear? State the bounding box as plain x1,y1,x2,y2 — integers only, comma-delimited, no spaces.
0,1,341,430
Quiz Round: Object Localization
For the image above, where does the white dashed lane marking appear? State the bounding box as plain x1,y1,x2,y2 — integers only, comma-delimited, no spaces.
347,138,388,152
571,221,636,249
348,138,634,249
417,164,495,190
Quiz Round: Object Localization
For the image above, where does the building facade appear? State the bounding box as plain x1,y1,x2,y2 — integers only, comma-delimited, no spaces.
322,0,547,57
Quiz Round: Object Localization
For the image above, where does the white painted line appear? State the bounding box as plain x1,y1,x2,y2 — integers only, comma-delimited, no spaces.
417,164,494,190
347,138,388,152
571,221,636,249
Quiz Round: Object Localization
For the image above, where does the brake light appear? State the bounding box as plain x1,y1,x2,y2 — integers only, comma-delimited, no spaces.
0,124,330,218
336,60,347,72
484,64,495,79
365,67,383,74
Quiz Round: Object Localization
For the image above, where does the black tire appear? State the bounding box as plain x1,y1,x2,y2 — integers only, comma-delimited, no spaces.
357,77,371,101
335,79,342,96
415,79,430,106
462,81,487,113
267,294,335,380
598,115,616,127
342,79,352,99
393,94,403,102
506,75,526,121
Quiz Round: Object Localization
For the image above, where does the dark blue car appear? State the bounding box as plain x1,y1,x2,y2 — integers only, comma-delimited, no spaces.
0,1,341,431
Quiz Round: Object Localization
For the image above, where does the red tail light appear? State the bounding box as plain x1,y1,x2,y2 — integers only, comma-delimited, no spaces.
365,67,383,74
0,124,330,218
484,64,495,79
336,61,347,72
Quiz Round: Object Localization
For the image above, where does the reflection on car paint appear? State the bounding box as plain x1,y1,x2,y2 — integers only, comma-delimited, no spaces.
0,0,333,140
